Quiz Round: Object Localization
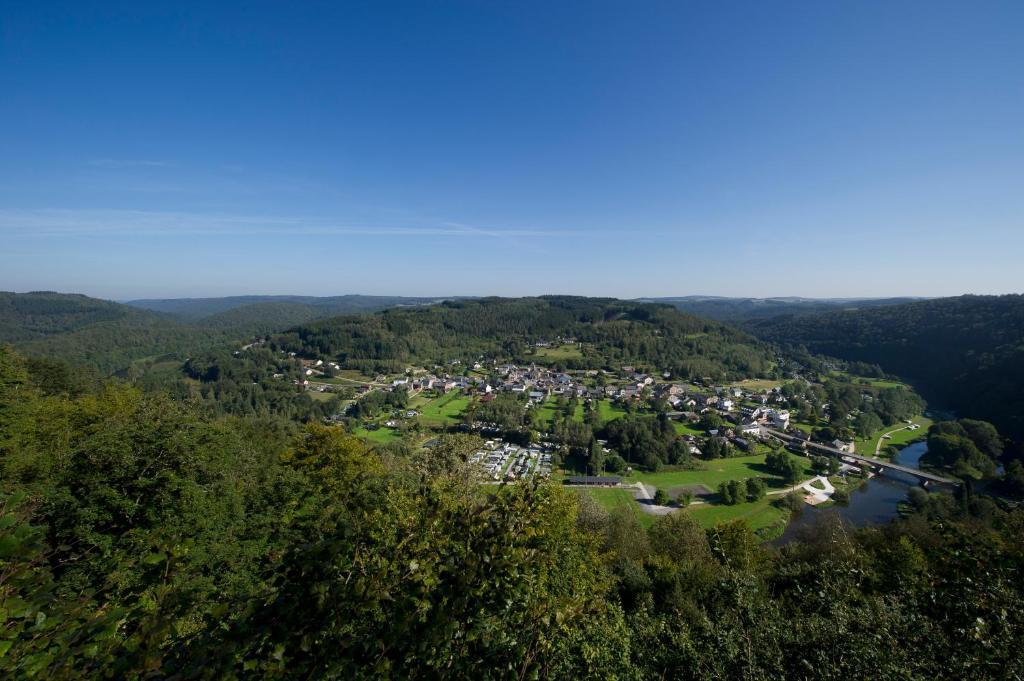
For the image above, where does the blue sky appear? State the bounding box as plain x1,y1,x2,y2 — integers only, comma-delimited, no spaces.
1,1,1022,300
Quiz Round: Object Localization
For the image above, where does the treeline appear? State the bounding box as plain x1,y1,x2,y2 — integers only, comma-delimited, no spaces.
0,291,411,376
751,294,1024,438
922,418,1024,497
273,296,778,381
180,348,344,421
3,346,1024,678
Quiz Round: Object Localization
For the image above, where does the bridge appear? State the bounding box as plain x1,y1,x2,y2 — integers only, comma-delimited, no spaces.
765,429,960,487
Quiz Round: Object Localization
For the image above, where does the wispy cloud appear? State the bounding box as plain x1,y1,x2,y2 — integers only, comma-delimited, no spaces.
0,208,583,239
88,159,175,169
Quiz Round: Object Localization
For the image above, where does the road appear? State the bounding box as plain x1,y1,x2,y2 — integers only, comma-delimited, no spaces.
766,428,959,486
628,475,835,515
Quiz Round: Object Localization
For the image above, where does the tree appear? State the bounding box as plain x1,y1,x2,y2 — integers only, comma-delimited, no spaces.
718,480,735,505
587,440,606,475
653,488,670,506
766,450,805,484
700,412,723,431
703,436,725,460
604,453,627,474
1000,459,1024,499
718,479,747,506
960,419,1004,459
811,455,839,476
746,477,767,501
854,411,883,439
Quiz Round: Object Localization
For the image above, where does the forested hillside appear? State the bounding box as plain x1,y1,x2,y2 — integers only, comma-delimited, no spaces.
750,295,1024,438
0,292,431,375
126,294,449,320
645,296,920,323
2,344,1024,679
0,292,469,375
274,296,776,380
0,291,144,343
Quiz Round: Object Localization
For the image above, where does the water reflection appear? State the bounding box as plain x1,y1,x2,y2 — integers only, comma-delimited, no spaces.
775,441,930,544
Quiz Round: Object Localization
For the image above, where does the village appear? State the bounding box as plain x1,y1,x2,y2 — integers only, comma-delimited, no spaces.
258,336,819,456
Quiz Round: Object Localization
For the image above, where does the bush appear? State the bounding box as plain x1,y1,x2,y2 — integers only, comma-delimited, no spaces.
653,488,670,506
907,486,929,509
776,491,805,512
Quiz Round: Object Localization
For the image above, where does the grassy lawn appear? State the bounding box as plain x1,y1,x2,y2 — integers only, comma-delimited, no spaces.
418,390,470,426
729,379,783,392
578,488,654,528
686,496,788,536
353,425,403,444
534,397,586,429
831,371,909,393
673,421,704,437
853,416,933,456
597,399,628,423
315,369,379,385
852,377,907,392
532,345,584,362
535,398,560,430
624,454,814,493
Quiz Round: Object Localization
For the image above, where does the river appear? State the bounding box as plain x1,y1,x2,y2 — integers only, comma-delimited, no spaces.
775,440,932,544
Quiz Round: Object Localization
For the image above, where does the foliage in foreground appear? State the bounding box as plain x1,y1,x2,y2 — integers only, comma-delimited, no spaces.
2,346,1024,679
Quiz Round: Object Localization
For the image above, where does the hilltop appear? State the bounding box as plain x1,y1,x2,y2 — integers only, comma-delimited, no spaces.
272,295,777,380
750,294,1024,438
125,294,456,321
0,292,439,374
641,295,923,323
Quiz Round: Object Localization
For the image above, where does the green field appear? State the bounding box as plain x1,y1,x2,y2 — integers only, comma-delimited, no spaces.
353,425,403,444
830,371,909,393
686,496,789,536
854,416,932,457
536,398,588,430
579,488,654,528
673,421,704,437
729,379,783,391
532,345,584,361
418,390,470,426
624,454,813,493
597,399,628,422
535,399,559,429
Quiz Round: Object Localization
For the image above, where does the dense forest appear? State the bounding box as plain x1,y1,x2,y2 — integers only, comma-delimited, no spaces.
274,296,777,380
646,295,920,323
0,292,433,375
750,294,1024,439
126,294,450,321
3,344,1024,679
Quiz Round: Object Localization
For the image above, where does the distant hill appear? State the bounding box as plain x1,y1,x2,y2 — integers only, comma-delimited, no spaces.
126,295,452,321
1,292,436,374
749,294,1024,438
0,292,212,373
272,295,777,380
640,296,923,323
0,291,145,343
